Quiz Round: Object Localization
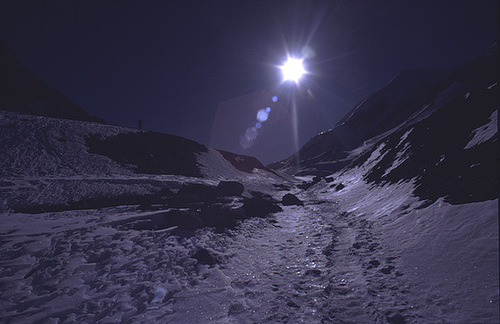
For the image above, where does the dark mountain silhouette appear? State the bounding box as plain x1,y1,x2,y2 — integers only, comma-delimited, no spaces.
0,39,105,123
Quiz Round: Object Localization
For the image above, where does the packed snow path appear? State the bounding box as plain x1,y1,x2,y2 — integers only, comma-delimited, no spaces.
163,192,416,324
1,185,497,323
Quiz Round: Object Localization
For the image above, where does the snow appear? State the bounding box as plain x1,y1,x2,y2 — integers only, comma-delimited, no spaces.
464,110,498,149
308,167,499,323
0,111,139,178
2,161,497,323
0,111,498,323
382,129,413,178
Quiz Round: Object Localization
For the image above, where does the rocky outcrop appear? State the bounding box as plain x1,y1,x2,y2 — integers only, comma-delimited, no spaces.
217,181,245,196
281,193,304,206
244,192,283,218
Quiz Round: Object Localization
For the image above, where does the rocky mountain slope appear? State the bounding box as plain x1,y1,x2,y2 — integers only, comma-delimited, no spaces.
271,48,497,178
271,48,498,206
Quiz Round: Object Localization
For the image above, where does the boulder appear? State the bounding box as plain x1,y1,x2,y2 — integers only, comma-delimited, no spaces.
335,183,345,191
281,193,304,206
192,248,217,266
243,195,282,218
164,210,203,230
217,181,244,196
297,176,322,190
176,183,218,203
200,202,245,231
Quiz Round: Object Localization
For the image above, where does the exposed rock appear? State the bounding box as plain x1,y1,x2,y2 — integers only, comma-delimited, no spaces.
297,181,311,190
304,269,321,277
86,132,206,176
218,149,273,173
272,183,290,191
281,193,304,206
335,183,345,191
155,187,175,199
164,210,203,230
249,191,272,199
200,202,245,231
217,181,244,197
380,265,395,274
228,303,246,315
192,248,217,266
386,312,407,324
176,184,218,203
243,195,282,218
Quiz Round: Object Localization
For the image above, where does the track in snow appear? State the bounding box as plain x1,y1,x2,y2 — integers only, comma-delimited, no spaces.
164,192,417,324
1,191,418,323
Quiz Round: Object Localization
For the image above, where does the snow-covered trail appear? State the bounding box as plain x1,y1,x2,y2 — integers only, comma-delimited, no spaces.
165,202,336,323
2,183,495,323
163,193,416,324
0,197,412,323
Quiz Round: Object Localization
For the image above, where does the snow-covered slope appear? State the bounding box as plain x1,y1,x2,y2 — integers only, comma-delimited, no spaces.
300,165,498,323
0,110,283,213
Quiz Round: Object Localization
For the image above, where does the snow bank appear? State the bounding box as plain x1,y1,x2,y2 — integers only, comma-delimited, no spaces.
310,166,499,323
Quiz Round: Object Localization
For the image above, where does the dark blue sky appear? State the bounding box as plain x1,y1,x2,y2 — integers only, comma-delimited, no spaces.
0,0,496,163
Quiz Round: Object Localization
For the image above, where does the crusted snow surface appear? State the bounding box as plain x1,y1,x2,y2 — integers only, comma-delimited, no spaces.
0,110,139,177
2,167,497,323
309,167,499,323
0,112,498,323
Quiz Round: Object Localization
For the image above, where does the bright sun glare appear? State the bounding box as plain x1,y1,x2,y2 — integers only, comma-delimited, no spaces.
281,57,305,83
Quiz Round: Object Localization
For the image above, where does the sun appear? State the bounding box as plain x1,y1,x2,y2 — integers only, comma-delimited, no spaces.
281,57,305,83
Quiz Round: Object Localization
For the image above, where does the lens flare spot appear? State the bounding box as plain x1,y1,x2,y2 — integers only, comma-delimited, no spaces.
301,46,316,59
272,96,278,102
245,126,258,140
256,122,262,129
256,109,269,122
265,107,271,113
